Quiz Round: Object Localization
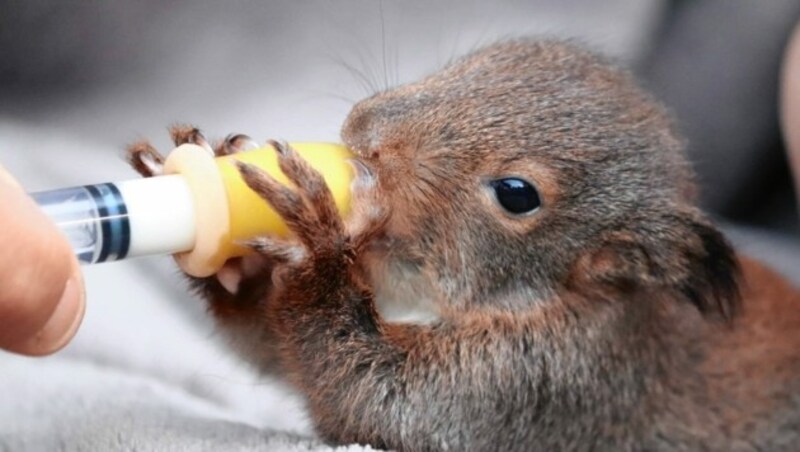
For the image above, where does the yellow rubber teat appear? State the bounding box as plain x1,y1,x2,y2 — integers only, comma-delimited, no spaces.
217,142,354,258
163,142,354,277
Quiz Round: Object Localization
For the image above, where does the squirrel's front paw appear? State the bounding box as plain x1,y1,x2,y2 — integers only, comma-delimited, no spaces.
237,140,387,300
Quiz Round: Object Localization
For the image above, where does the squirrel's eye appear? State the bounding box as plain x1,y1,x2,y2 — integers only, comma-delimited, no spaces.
489,178,541,214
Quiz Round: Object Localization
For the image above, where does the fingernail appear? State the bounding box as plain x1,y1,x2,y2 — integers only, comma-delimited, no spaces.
16,267,85,356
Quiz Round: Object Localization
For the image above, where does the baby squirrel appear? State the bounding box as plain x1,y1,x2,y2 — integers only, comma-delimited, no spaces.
128,39,800,451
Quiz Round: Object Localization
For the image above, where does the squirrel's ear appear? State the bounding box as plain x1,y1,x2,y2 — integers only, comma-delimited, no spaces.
568,208,741,321
675,213,741,320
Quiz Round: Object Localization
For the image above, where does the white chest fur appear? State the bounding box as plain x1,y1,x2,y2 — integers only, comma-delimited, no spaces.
371,259,441,325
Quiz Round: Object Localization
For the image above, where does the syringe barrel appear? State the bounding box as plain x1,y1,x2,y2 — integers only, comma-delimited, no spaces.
29,142,354,276
30,175,196,264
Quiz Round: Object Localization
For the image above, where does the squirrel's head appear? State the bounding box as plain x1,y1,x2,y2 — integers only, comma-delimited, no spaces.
342,39,739,321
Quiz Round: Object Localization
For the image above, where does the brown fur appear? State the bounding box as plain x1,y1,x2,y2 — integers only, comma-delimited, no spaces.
128,40,800,451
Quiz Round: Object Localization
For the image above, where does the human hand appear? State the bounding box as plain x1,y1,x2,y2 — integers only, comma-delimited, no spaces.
781,21,800,203
0,165,85,355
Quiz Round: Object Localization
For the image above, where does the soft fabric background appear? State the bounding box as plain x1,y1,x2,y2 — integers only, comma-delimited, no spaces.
0,1,798,450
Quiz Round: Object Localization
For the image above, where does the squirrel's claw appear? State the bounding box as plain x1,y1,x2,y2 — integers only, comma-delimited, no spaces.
126,140,165,177
216,133,258,156
169,124,214,155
